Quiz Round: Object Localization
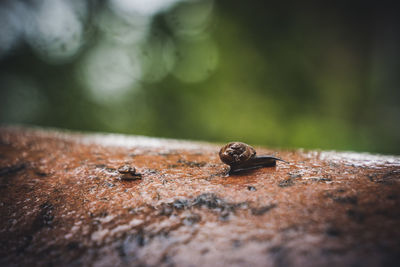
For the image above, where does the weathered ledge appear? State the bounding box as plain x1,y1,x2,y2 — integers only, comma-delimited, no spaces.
0,127,399,267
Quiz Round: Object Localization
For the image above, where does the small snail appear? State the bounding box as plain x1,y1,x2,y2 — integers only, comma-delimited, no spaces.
219,142,285,173
118,165,142,180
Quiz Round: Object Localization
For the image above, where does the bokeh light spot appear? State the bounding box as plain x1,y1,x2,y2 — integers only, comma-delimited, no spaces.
172,37,218,83
139,35,176,83
0,1,26,59
80,44,142,104
25,0,84,64
110,0,178,17
97,7,150,45
166,0,214,39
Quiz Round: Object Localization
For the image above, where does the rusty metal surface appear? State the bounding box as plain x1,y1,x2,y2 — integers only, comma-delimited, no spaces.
0,127,399,267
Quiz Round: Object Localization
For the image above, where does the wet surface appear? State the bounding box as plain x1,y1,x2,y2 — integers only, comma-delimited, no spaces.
0,127,399,267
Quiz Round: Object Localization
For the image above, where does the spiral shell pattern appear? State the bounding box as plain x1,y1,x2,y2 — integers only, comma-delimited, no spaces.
219,142,256,166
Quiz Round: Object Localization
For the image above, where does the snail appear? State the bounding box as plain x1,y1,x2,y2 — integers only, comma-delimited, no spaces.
219,142,285,173
118,165,142,180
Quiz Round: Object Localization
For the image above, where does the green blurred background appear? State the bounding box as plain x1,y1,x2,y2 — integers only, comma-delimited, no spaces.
1,0,399,154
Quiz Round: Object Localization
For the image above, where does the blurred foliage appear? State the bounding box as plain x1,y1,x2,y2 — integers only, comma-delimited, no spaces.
0,0,399,154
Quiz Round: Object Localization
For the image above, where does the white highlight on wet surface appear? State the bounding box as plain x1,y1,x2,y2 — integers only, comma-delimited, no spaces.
91,228,110,243
77,132,214,151
98,215,116,223
318,151,400,168
129,218,144,227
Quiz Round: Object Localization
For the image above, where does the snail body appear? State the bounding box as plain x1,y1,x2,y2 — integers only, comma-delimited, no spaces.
219,142,284,173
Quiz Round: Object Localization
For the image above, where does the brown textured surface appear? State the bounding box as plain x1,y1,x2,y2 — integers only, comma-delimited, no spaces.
0,127,399,267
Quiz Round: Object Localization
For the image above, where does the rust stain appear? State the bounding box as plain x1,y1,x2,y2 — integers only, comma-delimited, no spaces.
0,127,399,266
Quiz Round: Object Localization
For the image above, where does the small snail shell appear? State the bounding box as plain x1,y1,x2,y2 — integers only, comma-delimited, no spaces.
118,165,136,174
219,142,284,173
118,165,141,180
219,142,256,167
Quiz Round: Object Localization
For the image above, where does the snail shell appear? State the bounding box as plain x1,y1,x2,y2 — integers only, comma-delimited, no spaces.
118,165,141,180
219,142,256,167
118,165,136,175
